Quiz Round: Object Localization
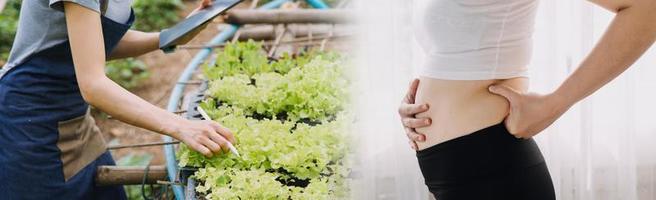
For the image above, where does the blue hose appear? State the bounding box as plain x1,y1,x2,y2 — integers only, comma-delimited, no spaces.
163,0,330,199
306,0,329,9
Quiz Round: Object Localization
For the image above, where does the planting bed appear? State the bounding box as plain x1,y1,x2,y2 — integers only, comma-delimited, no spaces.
177,40,353,199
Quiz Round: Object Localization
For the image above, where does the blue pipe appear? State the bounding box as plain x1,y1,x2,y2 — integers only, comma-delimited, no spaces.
306,0,329,9
163,0,329,199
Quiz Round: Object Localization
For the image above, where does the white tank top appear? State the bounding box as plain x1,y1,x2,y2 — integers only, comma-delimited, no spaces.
413,0,539,80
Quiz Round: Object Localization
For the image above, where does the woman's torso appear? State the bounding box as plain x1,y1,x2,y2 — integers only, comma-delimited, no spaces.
411,0,538,150
414,77,528,150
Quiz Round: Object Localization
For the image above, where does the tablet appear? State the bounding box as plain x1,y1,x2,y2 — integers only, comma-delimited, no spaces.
159,0,243,52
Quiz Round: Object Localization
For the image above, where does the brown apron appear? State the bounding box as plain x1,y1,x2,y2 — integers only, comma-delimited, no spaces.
56,109,107,181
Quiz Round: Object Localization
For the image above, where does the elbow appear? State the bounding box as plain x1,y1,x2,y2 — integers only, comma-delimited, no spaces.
612,0,655,13
587,0,631,13
614,4,631,13
588,0,656,16
78,76,109,105
78,81,98,104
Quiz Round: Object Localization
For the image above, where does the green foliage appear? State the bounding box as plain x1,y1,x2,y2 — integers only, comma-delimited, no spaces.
132,0,184,32
203,40,321,80
179,41,352,199
106,58,150,89
178,105,351,178
204,40,349,122
194,167,350,200
178,106,352,200
0,0,21,64
203,40,271,79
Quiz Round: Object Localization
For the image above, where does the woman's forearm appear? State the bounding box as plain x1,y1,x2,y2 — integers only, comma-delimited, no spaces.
80,76,185,138
553,1,656,108
109,30,160,60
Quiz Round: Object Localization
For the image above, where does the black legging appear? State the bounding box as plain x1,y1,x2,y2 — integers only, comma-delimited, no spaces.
416,123,555,200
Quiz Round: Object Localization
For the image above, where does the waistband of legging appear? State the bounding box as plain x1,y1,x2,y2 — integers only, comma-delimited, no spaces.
416,123,502,157
415,122,544,166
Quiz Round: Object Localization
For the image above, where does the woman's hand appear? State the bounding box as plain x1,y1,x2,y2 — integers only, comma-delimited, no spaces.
173,0,214,45
171,119,237,157
188,0,213,17
488,85,570,139
399,79,431,150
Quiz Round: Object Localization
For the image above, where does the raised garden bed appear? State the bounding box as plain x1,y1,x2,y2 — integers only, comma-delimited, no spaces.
178,40,353,199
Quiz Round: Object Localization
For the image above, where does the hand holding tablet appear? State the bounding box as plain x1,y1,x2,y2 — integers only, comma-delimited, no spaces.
159,0,243,52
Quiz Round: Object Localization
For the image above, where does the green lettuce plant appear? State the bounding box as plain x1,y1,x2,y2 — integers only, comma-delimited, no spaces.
179,41,352,199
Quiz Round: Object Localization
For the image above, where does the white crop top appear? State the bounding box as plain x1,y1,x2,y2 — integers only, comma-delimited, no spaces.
413,0,539,80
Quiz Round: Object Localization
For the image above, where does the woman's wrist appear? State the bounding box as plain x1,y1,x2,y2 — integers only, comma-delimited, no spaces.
148,32,161,51
160,116,187,139
547,89,575,114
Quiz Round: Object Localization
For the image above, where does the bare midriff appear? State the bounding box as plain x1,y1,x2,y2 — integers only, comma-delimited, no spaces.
414,76,529,150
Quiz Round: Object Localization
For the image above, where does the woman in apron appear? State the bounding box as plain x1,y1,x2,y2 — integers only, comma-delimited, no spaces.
0,0,234,199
